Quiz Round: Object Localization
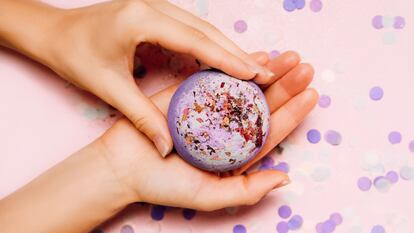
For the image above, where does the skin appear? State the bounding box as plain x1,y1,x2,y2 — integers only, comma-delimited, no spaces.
0,0,275,157
0,51,317,233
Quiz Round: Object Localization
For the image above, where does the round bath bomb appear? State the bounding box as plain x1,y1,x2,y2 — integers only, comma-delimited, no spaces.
167,70,270,172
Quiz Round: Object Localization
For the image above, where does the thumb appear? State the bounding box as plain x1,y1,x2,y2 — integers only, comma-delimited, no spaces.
102,76,173,158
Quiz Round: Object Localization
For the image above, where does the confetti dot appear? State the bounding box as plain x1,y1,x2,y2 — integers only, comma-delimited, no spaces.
369,86,384,101
372,15,383,29
121,225,134,233
394,16,406,29
330,212,343,225
385,170,399,183
283,0,296,12
383,31,396,45
182,209,196,220
381,16,394,28
278,205,292,219
373,176,391,193
311,167,331,182
277,221,289,233
324,130,342,145
196,0,209,17
233,224,246,233
409,140,414,153
388,131,402,144
316,223,324,233
307,129,321,144
295,0,306,9
400,166,414,180
321,69,336,82
151,205,166,221
357,176,372,191
318,95,331,108
262,156,275,167
322,219,336,233
310,0,323,12
288,215,303,230
371,225,386,233
273,162,290,173
270,50,281,58
234,20,247,33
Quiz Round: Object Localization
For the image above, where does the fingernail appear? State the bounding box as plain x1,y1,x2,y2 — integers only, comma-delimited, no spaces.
154,136,170,158
246,62,274,79
273,178,290,189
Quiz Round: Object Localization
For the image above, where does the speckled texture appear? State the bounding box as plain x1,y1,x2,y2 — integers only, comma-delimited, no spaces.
168,70,270,172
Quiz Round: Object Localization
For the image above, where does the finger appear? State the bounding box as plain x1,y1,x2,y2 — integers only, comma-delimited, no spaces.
100,72,173,157
192,170,289,211
250,51,269,65
141,10,272,80
258,51,301,86
145,0,274,82
234,89,319,175
265,63,314,112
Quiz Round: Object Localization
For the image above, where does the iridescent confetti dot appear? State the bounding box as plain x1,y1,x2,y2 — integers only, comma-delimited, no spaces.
151,205,166,221
321,69,336,82
307,129,321,144
278,205,292,219
373,176,391,193
409,140,414,153
324,130,342,145
400,166,414,180
381,16,394,28
233,224,246,233
288,215,303,230
330,213,343,225
234,20,247,33
311,167,331,182
357,176,372,191
310,0,323,12
318,95,331,108
385,170,399,183
270,50,281,59
369,86,384,101
393,16,405,29
273,162,290,173
371,225,386,233
372,15,383,29
182,209,196,220
388,131,402,144
276,221,289,233
383,31,396,45
121,225,134,233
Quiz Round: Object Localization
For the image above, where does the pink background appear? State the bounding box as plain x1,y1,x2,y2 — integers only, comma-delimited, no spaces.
1,0,413,233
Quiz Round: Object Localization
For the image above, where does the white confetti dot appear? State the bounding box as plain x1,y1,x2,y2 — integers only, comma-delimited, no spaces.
320,69,336,83
400,166,414,180
311,167,331,182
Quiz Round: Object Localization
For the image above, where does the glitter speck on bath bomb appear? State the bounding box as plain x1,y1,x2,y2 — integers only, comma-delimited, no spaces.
168,70,270,172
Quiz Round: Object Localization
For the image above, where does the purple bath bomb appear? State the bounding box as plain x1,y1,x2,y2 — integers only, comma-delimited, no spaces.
167,70,270,172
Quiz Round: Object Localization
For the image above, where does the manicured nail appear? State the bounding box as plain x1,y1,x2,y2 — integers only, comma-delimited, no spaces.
246,62,274,80
154,136,170,158
273,178,290,189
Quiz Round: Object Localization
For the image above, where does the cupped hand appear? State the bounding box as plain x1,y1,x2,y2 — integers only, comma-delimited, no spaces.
41,0,273,157
97,52,318,211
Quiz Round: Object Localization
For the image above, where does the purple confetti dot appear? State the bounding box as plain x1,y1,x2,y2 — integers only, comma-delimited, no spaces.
234,20,247,33
372,15,384,29
182,208,196,220
316,223,324,233
388,131,402,144
120,225,134,233
262,156,275,167
278,205,292,219
369,86,384,101
270,50,281,58
283,0,296,12
324,130,342,146
385,170,399,184
295,0,306,9
357,176,372,191
318,95,331,108
307,129,321,144
310,0,323,12
276,221,289,233
330,212,343,225
288,215,303,230
393,16,406,29
233,224,246,233
273,162,290,173
409,140,414,153
151,205,166,221
371,225,386,233
322,220,336,233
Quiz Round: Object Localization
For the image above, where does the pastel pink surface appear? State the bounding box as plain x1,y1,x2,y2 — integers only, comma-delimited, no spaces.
1,0,414,233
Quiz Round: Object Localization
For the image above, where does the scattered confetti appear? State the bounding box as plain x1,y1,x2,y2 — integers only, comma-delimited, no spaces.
357,176,372,191
270,50,281,58
369,86,384,101
151,205,166,221
307,129,321,144
409,140,414,153
400,166,414,180
371,225,386,233
393,16,406,29
372,15,383,29
120,225,134,233
233,224,246,233
310,0,323,12
182,209,196,220
234,20,248,33
324,130,342,145
388,131,402,144
318,95,331,108
278,205,292,219
288,215,303,230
